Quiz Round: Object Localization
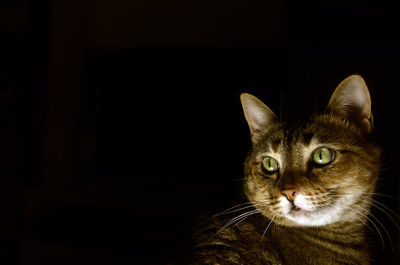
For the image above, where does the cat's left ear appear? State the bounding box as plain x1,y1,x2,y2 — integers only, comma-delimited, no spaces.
327,75,373,133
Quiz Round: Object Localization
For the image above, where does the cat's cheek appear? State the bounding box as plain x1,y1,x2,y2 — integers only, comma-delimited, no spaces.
244,178,261,202
246,180,256,193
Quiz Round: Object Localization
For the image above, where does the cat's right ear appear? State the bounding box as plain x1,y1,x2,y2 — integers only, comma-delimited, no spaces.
240,93,277,141
327,75,373,134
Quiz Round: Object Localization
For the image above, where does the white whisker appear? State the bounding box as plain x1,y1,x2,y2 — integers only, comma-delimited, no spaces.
351,204,391,252
213,209,261,238
214,199,271,217
261,215,276,241
368,200,400,232
213,202,254,217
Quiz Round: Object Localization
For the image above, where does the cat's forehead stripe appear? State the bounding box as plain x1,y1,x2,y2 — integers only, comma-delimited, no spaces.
271,138,281,153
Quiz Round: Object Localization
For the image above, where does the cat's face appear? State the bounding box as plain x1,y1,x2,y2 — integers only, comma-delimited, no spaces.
241,75,381,227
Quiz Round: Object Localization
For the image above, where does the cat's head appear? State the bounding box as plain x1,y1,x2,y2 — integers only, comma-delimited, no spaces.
241,75,381,227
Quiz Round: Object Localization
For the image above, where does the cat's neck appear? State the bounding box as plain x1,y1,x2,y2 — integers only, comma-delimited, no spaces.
273,221,366,245
271,222,369,265
298,221,366,244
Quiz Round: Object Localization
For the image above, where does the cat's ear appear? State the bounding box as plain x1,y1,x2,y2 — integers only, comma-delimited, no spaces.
240,93,277,141
327,75,373,133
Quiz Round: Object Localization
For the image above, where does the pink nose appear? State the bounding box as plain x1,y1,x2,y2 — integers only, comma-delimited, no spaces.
282,188,298,201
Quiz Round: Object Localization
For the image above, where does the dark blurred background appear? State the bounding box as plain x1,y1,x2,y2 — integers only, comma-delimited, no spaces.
1,0,400,264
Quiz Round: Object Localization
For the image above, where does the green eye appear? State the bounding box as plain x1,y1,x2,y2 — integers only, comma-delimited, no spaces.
312,147,334,165
262,157,279,173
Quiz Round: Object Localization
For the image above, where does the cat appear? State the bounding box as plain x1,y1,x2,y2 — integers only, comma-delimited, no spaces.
190,75,381,265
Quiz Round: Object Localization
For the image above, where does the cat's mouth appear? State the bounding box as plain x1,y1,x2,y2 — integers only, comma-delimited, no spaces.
293,206,302,212
282,198,344,226
275,194,341,226
288,205,313,217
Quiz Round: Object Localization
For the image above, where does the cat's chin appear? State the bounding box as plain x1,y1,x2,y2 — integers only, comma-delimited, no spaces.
286,208,321,225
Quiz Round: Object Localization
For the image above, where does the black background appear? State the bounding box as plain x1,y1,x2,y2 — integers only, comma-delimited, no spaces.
1,0,400,264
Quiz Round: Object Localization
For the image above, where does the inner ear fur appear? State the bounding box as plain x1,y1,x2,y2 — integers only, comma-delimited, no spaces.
240,93,277,141
327,75,373,134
